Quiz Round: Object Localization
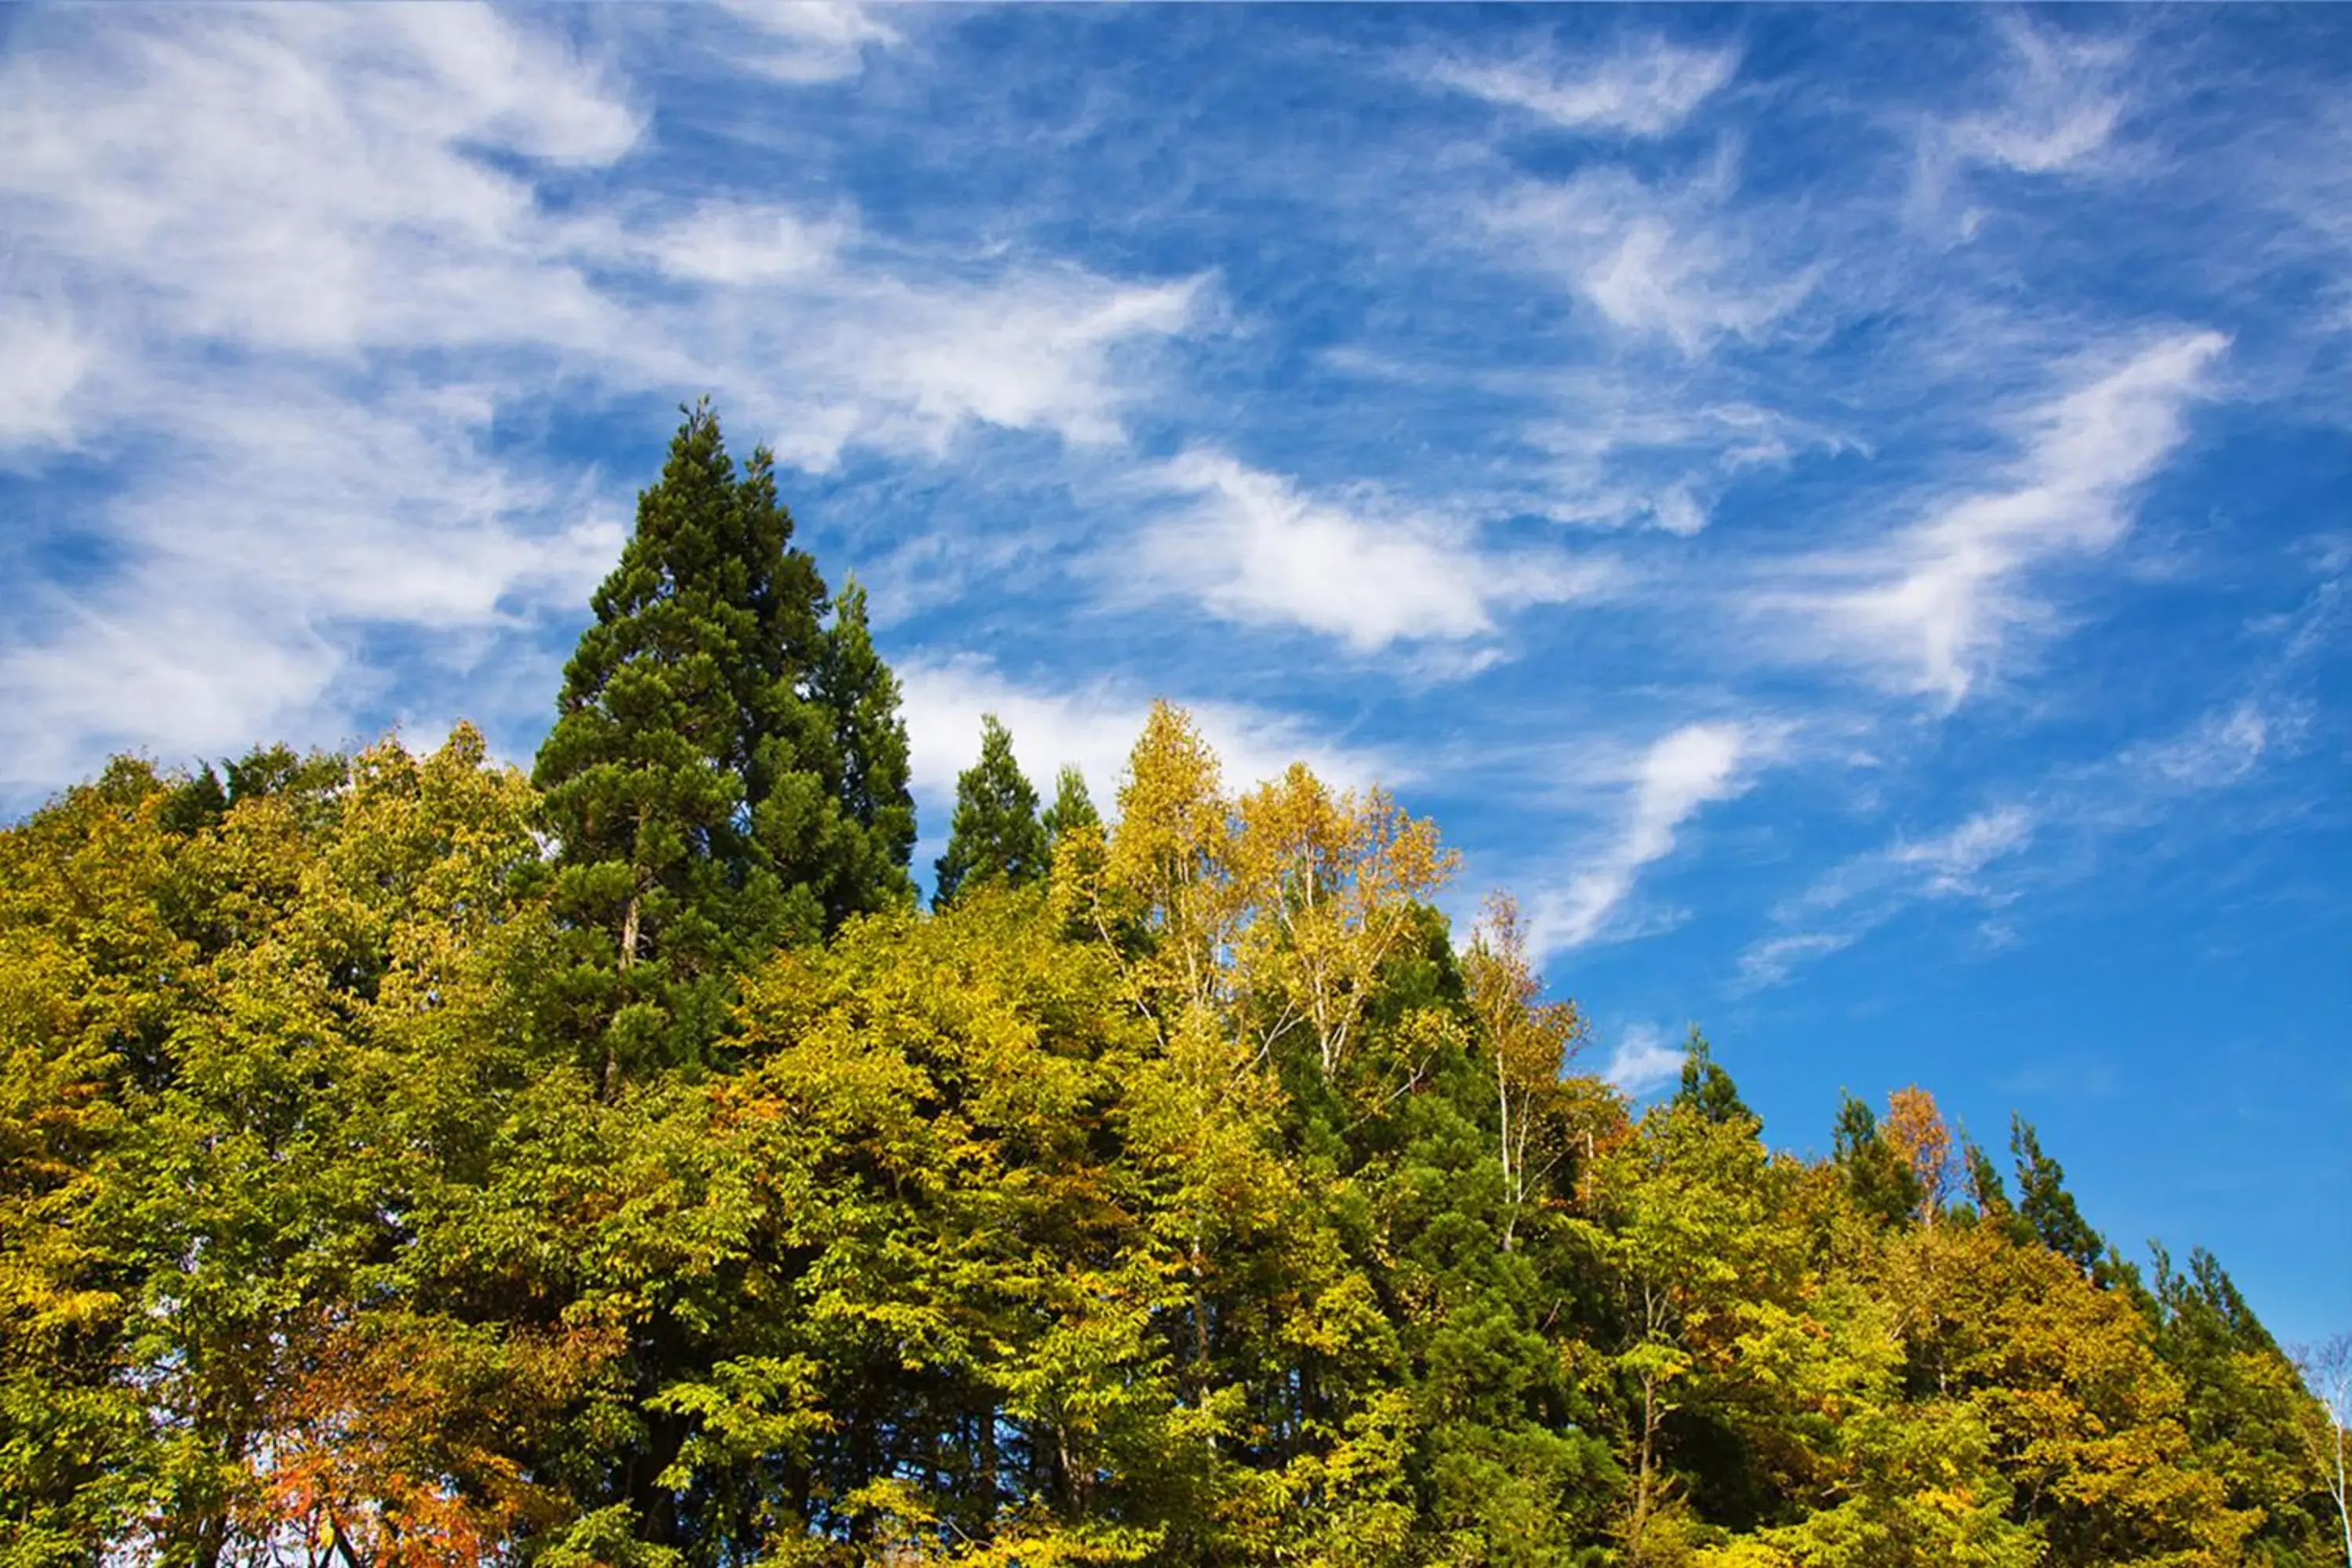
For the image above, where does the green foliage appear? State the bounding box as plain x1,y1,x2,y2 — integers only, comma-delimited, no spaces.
934,715,1047,908
1834,1094,1923,1229
1673,1029,1751,1127
813,575,920,927
532,401,915,1089
2009,1116,2106,1275
0,403,2321,1564
1041,764,1101,867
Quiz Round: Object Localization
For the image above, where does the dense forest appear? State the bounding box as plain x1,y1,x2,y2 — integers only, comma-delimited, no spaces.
3,405,2343,1566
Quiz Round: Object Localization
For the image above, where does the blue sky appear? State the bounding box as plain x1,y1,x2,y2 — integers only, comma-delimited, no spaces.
2,5,2346,1345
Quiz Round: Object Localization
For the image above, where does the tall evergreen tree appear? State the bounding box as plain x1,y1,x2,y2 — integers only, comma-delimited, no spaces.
1040,764,1099,855
1835,1091,1925,1226
2011,1114,2107,1274
1673,1026,1751,1125
934,715,1047,908
810,575,918,926
534,399,910,1086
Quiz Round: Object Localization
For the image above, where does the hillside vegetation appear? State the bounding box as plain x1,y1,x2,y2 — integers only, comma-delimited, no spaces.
3,407,2340,1566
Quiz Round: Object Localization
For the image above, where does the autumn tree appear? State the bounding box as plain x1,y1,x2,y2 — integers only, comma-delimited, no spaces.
0,699,2323,1565
1082,700,1236,1033
1880,1087,1956,1227
1227,762,1454,1080
1464,891,1588,1250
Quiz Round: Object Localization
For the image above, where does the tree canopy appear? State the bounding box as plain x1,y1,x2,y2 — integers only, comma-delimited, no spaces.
2,402,2337,1567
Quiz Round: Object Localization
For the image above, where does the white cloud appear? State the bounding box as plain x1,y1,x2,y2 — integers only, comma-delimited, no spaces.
1527,397,1853,536
1948,18,2129,177
2123,702,2274,790
710,0,902,84
648,202,847,284
1431,38,1739,138
0,5,1205,791
895,655,1410,815
1531,722,1754,952
0,6,637,369
1891,805,2037,897
1602,1022,1684,1098
0,306,93,453
779,271,1202,467
1493,165,1816,355
1766,331,2228,702
0,380,624,791
1737,932,1855,989
1740,674,2321,991
1907,18,2134,234
1133,450,1615,653
1737,804,2032,989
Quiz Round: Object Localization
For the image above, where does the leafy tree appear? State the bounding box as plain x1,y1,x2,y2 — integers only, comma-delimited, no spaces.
1576,1091,1811,1560
532,401,829,1085
2292,1336,2352,1568
1880,1087,1956,1227
0,695,2322,1564
1083,699,1236,1033
1227,762,1453,1080
2148,1247,2339,1564
1464,891,1588,1250
1883,1218,2256,1564
933,714,1047,908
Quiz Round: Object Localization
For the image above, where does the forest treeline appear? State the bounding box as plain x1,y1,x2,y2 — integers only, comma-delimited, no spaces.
3,406,2343,1566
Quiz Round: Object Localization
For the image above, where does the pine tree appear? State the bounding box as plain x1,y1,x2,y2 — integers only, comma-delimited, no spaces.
2011,1115,2106,1274
1673,1026,1751,1125
933,715,1047,908
1040,764,1099,855
532,399,833,1086
811,575,918,926
1835,1092,1924,1226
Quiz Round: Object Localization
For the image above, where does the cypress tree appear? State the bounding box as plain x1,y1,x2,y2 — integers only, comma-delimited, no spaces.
1040,764,1099,856
533,399,864,1086
2010,1115,2107,1274
1834,1092,1923,1226
934,715,1047,908
1673,1026,1751,1125
810,575,918,927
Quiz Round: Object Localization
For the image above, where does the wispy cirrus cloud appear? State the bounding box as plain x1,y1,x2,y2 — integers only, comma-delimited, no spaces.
2122,702,2278,792
1602,1020,1686,1098
710,0,903,84
1530,721,1760,953
1759,330,2230,704
1737,804,2034,989
0,4,1205,790
1737,679,2318,992
1131,449,1617,654
1945,16,2132,179
1428,37,1740,138
1491,161,1817,356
